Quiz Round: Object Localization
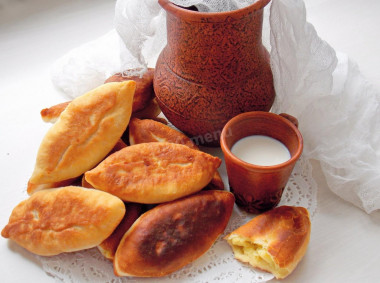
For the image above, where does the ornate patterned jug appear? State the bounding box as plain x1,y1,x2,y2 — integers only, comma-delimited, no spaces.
154,0,275,146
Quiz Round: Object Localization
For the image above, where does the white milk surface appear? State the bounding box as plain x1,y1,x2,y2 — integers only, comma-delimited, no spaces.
231,135,291,166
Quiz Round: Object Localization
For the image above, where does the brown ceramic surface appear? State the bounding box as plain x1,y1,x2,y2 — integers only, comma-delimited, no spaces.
220,111,303,213
154,0,275,146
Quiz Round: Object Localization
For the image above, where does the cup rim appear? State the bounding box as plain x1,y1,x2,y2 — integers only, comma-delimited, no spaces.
220,111,303,170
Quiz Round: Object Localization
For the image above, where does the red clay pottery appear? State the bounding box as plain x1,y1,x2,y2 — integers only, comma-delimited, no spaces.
154,0,275,146
220,112,303,213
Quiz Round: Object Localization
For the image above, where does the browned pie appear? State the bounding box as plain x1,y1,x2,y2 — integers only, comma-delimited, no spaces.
1,186,126,256
114,190,235,277
225,206,311,279
129,117,198,149
98,202,143,260
129,118,224,190
84,142,221,204
40,101,71,123
28,81,135,194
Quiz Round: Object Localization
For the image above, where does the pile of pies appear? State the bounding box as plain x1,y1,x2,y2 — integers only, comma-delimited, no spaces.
1,70,235,278
1,69,311,279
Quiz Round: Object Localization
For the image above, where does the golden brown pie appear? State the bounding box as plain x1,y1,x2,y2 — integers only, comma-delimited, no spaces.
41,69,155,123
1,186,126,256
129,117,198,149
98,202,143,260
28,81,135,194
113,190,235,277
224,206,311,279
203,170,224,191
130,98,161,120
129,118,224,190
40,101,71,123
84,142,221,203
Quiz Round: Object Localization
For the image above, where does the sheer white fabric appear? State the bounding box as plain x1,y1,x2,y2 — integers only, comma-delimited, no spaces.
269,0,380,214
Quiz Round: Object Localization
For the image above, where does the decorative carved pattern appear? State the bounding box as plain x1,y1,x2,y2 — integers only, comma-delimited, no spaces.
154,0,275,146
230,185,285,214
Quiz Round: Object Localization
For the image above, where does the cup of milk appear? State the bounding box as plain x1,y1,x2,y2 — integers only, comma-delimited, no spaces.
220,111,303,213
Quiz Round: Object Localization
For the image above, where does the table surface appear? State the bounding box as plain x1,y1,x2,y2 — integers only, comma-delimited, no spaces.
1,1,379,282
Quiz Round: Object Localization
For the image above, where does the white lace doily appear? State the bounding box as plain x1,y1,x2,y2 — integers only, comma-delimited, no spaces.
37,155,317,283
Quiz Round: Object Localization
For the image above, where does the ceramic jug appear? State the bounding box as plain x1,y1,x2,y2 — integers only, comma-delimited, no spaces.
154,0,275,146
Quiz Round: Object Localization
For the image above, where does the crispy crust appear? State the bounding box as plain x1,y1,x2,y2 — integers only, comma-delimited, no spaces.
131,98,161,120
129,118,224,190
225,206,311,279
82,138,128,189
114,190,235,277
129,118,198,150
40,101,71,123
105,68,155,112
81,175,93,189
40,97,159,125
84,142,221,204
108,138,128,154
1,186,125,256
203,170,225,191
27,177,79,193
40,69,154,124
98,203,143,260
150,117,168,124
29,139,127,192
28,81,135,194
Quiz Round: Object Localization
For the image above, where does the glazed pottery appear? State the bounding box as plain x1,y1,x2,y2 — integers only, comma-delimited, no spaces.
154,0,275,146
220,112,303,213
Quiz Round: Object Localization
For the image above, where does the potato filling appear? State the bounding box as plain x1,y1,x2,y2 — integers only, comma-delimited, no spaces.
230,236,276,272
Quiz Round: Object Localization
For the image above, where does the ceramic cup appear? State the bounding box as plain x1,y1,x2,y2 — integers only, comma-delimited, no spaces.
220,111,303,213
